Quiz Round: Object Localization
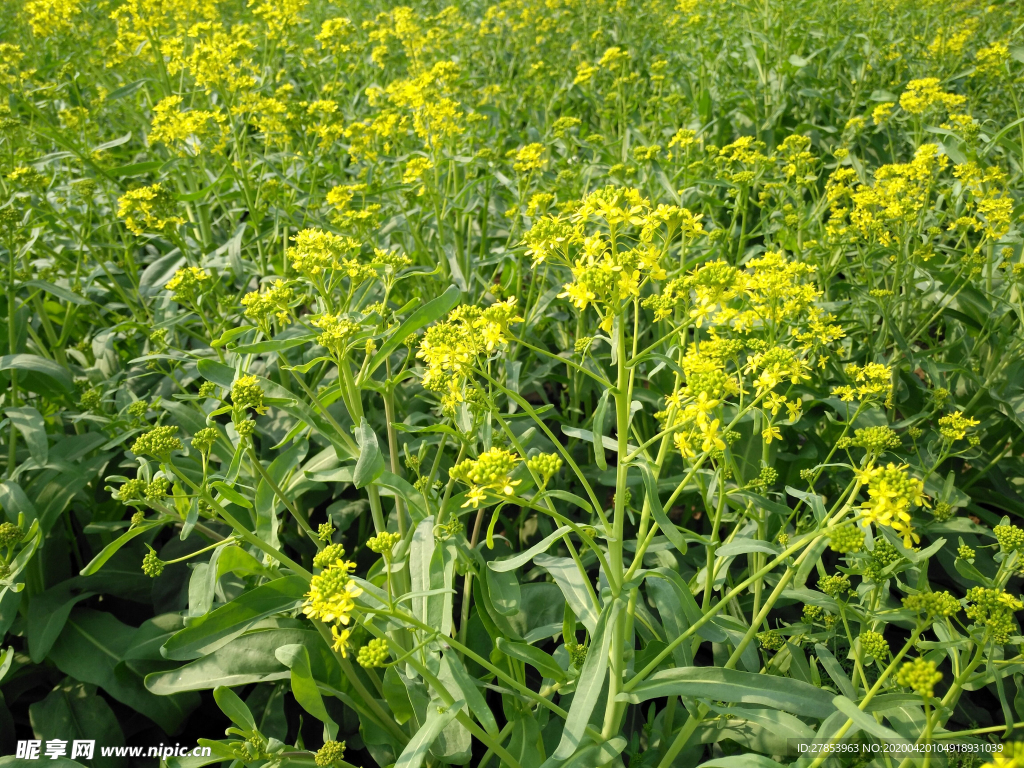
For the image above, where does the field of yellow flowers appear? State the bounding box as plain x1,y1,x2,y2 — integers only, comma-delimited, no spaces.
1,0,1024,765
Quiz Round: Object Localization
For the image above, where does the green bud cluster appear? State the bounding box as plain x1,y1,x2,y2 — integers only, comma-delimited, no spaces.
965,587,1022,644
776,532,790,547
145,477,169,501
567,642,588,667
957,544,975,560
859,630,888,660
198,381,217,398
314,741,346,768
802,605,823,622
357,638,390,668
818,573,851,597
313,543,346,569
231,375,265,412
127,400,149,420
118,478,146,503
235,419,256,438
902,590,959,619
851,425,901,454
932,502,954,521
191,427,218,454
142,550,164,578
756,630,785,651
130,511,145,527
79,389,102,411
994,524,1024,553
131,426,183,458
367,531,401,556
318,522,335,542
828,525,865,553
527,452,563,485
436,519,464,540
896,658,942,699
574,336,593,355
864,540,902,581
0,522,24,548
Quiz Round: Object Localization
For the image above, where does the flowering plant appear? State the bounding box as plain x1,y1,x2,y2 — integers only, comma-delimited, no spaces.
1,0,1023,764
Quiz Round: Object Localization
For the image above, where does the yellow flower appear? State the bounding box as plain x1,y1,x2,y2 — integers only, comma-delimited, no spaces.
762,425,782,444
700,419,726,453
331,625,353,657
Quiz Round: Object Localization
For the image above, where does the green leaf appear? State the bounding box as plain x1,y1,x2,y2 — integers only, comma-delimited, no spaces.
29,682,125,768
638,461,687,555
79,521,163,576
366,285,460,379
534,554,599,635
617,666,836,718
275,644,338,740
146,628,338,694
552,600,616,759
234,334,317,355
496,638,566,683
439,652,498,737
697,756,787,768
485,567,521,616
49,608,199,733
832,695,906,742
0,354,73,395
197,359,237,388
394,699,464,768
162,576,308,660
27,582,94,663
22,280,90,306
212,481,253,509
354,418,385,488
815,644,855,699
213,686,257,732
6,407,47,465
715,539,780,558
487,526,571,572
592,390,611,470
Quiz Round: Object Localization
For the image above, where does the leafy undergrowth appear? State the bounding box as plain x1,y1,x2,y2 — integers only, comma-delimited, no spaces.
0,0,1023,766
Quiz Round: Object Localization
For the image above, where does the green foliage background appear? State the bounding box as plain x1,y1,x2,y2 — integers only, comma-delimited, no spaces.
0,0,1022,765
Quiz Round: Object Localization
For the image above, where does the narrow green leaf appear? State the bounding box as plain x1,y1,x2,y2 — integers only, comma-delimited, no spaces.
592,390,610,470
552,600,616,759
163,576,307,660
6,407,47,465
440,653,498,737
80,521,163,576
213,686,257,732
815,644,855,699
496,638,566,683
212,481,253,509
275,644,338,740
394,699,464,768
638,461,687,555
832,695,906,742
618,666,836,718
354,418,385,489
488,526,571,572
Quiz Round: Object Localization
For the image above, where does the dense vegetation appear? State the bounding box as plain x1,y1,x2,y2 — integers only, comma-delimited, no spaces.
0,0,1023,765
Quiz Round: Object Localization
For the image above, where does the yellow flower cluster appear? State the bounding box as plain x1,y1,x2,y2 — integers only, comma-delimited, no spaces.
241,280,293,332
832,362,893,406
165,267,211,304
118,184,186,236
303,555,362,654
149,96,226,157
417,299,523,413
24,0,81,37
450,447,522,507
898,78,966,116
857,463,927,547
